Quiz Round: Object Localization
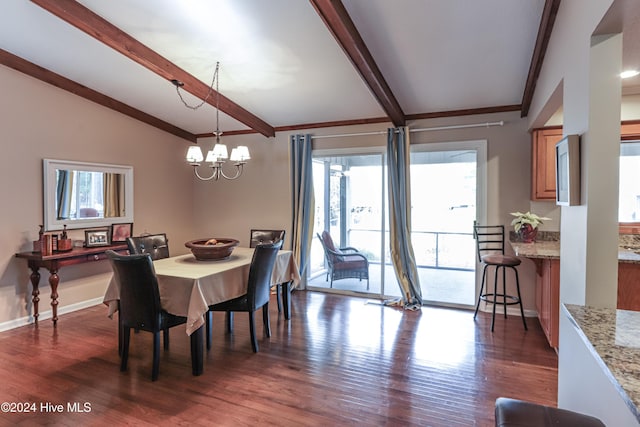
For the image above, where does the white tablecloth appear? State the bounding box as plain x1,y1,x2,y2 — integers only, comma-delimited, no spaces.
103,247,300,335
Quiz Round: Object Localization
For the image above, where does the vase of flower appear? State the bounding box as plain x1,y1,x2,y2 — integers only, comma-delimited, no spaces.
510,211,551,243
518,223,538,243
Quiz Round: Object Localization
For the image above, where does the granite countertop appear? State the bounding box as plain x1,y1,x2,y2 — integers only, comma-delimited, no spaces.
564,304,640,421
510,240,640,264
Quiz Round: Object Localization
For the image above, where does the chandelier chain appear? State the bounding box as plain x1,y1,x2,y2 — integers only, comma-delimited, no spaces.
174,62,220,111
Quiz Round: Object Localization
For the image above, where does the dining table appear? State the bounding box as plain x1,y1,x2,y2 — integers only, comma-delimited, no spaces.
103,246,301,376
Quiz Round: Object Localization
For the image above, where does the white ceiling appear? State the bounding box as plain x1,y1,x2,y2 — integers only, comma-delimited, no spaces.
3,0,632,139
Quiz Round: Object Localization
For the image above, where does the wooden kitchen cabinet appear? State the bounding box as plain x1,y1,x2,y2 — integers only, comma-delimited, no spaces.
618,262,640,311
531,127,563,200
535,258,560,349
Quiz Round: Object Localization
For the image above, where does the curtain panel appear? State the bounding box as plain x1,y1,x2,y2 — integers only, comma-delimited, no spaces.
104,172,124,218
290,134,315,289
55,170,73,220
386,127,422,310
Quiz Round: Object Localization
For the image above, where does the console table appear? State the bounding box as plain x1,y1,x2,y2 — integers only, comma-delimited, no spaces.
15,243,127,326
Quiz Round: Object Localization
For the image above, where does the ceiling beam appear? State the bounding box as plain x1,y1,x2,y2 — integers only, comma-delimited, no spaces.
407,105,522,121
310,0,405,127
30,0,275,138
0,48,197,142
521,0,561,117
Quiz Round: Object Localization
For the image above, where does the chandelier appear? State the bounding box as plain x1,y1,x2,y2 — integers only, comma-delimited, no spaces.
177,62,250,181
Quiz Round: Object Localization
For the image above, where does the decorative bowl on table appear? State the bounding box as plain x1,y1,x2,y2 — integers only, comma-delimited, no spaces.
185,238,239,261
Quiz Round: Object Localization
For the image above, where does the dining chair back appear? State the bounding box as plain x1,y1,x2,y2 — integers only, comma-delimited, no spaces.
126,233,169,260
249,229,287,313
106,250,187,381
209,240,283,353
249,229,286,248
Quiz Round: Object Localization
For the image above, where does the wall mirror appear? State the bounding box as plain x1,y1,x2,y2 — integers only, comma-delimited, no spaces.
43,159,134,231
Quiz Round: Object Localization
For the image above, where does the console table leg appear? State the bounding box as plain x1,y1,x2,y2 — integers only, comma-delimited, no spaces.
48,269,60,326
29,267,41,325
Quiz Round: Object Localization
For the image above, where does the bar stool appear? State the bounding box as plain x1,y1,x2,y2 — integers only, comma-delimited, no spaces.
473,225,527,331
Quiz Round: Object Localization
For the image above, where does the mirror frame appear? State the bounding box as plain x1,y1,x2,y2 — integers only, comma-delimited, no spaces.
43,159,134,231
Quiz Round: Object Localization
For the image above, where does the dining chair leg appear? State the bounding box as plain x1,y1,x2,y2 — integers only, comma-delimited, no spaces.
274,284,283,313
152,331,161,381
282,281,292,320
249,311,258,353
262,304,271,338
120,327,130,372
226,312,234,334
163,328,170,350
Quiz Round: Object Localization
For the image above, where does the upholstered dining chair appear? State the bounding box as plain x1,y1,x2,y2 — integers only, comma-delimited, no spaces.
249,229,286,248
208,241,282,353
250,229,286,312
317,231,369,290
126,233,169,260
106,250,187,381
473,224,527,332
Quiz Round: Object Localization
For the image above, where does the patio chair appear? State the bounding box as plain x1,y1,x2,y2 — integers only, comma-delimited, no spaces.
317,231,369,290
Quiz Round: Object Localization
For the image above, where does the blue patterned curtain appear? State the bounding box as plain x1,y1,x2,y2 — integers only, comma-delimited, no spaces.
386,127,422,309
290,134,315,288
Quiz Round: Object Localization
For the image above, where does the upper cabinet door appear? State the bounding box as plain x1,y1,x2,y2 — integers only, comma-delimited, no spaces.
531,128,563,200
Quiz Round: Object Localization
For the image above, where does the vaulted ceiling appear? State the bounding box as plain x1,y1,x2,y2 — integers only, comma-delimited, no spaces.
0,0,569,142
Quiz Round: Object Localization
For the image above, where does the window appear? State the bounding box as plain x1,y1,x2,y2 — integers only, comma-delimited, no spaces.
619,142,640,227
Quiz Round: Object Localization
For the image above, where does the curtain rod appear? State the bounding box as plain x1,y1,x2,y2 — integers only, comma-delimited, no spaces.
310,121,504,140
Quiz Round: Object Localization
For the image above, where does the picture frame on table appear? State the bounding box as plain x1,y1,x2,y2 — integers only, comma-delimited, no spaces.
85,228,111,247
111,222,133,243
555,134,581,206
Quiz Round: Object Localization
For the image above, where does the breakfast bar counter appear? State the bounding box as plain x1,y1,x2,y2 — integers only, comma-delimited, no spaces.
510,239,640,264
509,239,640,348
559,304,640,426
510,240,560,259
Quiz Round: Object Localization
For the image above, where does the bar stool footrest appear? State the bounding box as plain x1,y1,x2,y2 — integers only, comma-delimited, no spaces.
479,293,521,305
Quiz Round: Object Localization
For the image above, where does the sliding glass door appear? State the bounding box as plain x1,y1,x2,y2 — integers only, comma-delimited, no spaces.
308,141,485,308
308,151,388,296
409,141,485,306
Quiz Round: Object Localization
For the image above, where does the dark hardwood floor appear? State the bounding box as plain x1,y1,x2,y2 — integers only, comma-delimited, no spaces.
0,291,557,426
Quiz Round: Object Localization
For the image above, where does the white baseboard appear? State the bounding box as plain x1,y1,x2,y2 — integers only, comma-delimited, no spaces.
0,297,104,332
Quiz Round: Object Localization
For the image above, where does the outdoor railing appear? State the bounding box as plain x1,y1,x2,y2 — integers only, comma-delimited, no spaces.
346,228,475,271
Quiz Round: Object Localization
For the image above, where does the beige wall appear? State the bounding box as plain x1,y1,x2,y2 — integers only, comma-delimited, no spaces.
0,54,553,326
0,64,196,327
